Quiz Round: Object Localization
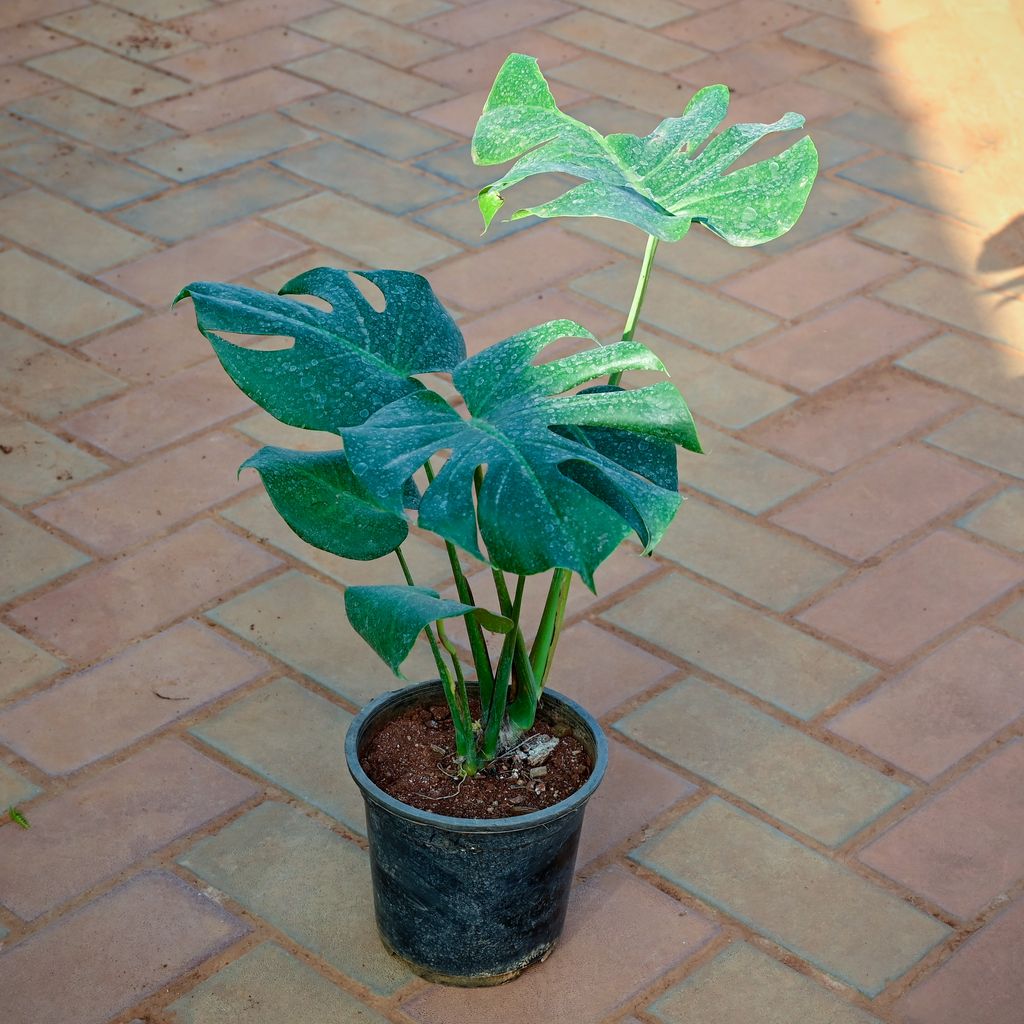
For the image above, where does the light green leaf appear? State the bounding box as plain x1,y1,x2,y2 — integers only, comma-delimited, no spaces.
240,446,411,561
342,320,701,588
472,54,818,246
174,268,465,432
344,585,503,677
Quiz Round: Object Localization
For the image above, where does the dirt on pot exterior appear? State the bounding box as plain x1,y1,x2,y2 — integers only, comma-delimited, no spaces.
361,699,592,818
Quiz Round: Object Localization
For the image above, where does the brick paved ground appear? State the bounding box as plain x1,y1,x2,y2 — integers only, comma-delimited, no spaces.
1,1,1022,1022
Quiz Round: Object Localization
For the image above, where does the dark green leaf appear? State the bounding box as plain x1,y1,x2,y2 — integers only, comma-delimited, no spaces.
240,446,410,561
343,320,701,588
472,54,818,246
174,268,465,432
344,585,491,677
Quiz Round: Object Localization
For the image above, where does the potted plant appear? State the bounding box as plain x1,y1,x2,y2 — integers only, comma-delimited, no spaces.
175,53,816,987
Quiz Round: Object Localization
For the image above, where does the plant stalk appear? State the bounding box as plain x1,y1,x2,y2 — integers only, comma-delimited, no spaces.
609,232,659,385
422,460,496,707
532,567,572,687
482,575,524,760
534,232,662,688
395,547,477,773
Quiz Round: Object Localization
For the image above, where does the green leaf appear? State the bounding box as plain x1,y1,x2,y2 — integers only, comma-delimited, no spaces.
554,384,680,550
342,320,702,588
174,268,465,432
472,54,818,246
345,585,501,677
240,446,411,561
7,806,29,829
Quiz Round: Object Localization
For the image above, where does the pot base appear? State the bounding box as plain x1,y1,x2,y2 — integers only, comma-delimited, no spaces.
380,929,555,987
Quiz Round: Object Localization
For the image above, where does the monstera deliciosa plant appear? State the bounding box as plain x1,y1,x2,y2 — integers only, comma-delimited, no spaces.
175,53,817,779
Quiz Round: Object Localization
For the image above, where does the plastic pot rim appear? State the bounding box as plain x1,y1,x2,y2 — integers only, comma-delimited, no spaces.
345,680,609,835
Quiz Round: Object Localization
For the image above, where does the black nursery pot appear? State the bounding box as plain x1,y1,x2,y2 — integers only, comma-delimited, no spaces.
345,680,608,987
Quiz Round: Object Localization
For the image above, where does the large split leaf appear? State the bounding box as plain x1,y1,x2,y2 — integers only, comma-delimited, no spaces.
342,320,702,588
174,268,465,433
240,446,413,561
472,53,818,246
345,585,510,677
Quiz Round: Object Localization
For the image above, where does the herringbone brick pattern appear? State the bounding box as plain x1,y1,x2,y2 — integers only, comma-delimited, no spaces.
0,1,1022,1021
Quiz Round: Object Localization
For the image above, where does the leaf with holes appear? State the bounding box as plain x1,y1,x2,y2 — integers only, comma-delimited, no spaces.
342,320,701,589
472,53,818,245
173,267,465,433
345,585,511,677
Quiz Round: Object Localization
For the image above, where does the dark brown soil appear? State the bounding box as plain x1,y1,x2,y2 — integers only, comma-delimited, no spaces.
361,701,593,819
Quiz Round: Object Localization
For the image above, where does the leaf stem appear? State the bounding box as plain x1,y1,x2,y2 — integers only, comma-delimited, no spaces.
609,232,659,384
482,575,524,760
535,232,662,689
422,459,496,707
394,545,477,773
531,567,572,686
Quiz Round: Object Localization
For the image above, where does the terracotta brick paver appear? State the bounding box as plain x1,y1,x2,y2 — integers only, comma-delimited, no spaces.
0,2,1022,1022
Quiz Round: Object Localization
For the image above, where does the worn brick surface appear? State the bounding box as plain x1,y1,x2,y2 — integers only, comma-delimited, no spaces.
0,324,125,419
635,799,949,996
61,359,256,460
0,503,90,603
926,407,1024,479
116,167,310,242
617,678,907,845
0,249,139,343
0,740,257,919
142,68,325,133
179,801,414,994
6,521,280,662
799,531,1024,664
34,431,256,554
431,225,614,311
655,496,845,609
0,2,1020,1020
265,191,459,270
0,188,153,272
604,572,875,718
78,305,210,382
156,27,330,84
1,137,167,209
750,371,965,473
208,570,437,705
545,620,676,717
130,111,318,181
0,622,63,701
829,628,1024,780
771,445,991,561
898,332,1024,415
574,261,778,351
680,424,818,514
285,91,453,158
894,897,1024,1024
649,942,882,1024
732,297,935,393
287,48,455,112
0,620,268,773
577,737,697,865
723,237,905,318
0,413,107,506
165,942,395,1024
0,871,248,1024
859,741,1024,919
0,763,41,810
98,220,307,307
958,488,1024,552
190,677,366,836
